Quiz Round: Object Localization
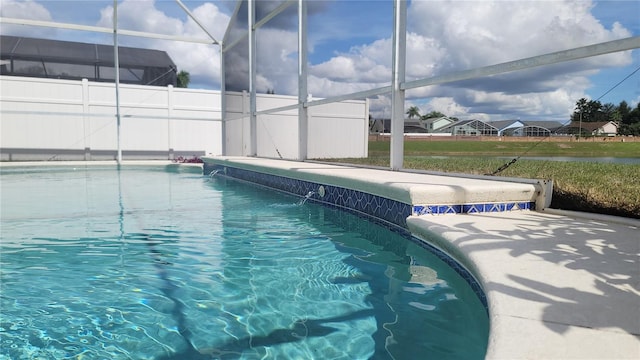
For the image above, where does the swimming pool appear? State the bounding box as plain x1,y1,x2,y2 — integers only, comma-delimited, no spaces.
0,165,488,359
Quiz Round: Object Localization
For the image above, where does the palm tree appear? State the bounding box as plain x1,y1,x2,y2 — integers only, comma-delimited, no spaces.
406,106,420,120
421,110,445,120
177,70,190,88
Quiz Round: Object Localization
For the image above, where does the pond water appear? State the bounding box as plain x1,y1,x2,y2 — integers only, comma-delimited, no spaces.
419,155,640,164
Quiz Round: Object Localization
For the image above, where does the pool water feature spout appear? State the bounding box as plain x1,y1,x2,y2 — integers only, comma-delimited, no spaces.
208,169,220,181
298,191,315,205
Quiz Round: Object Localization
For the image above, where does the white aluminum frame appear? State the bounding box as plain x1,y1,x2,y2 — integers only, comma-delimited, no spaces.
3,0,639,168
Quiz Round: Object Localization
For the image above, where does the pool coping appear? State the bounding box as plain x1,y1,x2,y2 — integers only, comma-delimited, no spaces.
200,156,639,360
0,160,204,173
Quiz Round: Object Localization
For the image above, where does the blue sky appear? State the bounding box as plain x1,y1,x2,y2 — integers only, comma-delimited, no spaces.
1,0,638,122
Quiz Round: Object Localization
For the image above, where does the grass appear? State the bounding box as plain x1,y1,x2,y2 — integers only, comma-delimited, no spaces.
325,140,640,219
370,139,640,157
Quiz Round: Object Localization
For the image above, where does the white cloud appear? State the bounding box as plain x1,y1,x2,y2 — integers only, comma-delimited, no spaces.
255,28,299,94
97,0,183,36
404,0,634,120
422,97,470,119
0,0,54,38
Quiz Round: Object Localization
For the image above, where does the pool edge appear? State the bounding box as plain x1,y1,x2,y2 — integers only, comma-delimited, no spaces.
202,156,640,360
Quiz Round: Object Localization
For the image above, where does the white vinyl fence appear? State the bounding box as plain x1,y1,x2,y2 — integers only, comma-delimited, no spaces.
224,91,369,159
0,76,368,161
0,76,221,161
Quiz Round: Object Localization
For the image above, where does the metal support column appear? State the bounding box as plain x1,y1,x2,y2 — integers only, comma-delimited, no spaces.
113,0,123,164
248,0,257,156
390,0,407,170
220,45,227,155
297,0,308,161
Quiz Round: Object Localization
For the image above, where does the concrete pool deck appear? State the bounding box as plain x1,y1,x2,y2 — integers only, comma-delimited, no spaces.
2,159,638,358
409,211,640,359
203,156,640,360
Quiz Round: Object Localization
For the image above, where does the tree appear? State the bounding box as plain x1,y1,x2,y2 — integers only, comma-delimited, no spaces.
628,103,640,124
406,106,421,119
568,99,639,135
421,111,445,120
177,70,190,88
618,101,632,124
601,103,616,118
571,98,604,122
618,105,640,135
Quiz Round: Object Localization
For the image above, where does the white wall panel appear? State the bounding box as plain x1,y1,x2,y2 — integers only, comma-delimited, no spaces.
256,114,298,159
307,100,368,159
1,76,222,160
224,92,368,159
1,76,367,161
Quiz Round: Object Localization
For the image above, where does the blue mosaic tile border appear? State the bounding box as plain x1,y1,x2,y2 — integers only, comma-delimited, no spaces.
413,201,534,215
206,163,535,223
205,164,412,228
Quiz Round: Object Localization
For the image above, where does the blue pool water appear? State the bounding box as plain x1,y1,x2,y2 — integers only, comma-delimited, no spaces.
0,166,488,359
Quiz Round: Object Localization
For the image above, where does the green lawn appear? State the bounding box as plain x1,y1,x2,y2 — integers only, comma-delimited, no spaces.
369,140,640,157
325,140,640,218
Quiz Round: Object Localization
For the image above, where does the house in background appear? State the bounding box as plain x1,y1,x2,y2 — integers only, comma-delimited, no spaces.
487,120,524,136
434,119,499,136
558,121,619,136
370,116,457,133
507,120,566,137
404,120,429,133
371,117,601,137
422,116,457,132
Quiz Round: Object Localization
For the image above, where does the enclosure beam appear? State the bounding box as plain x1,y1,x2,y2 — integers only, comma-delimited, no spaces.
174,0,220,44
248,0,257,156
255,0,296,30
297,0,309,161
390,0,407,171
0,17,214,44
403,36,640,90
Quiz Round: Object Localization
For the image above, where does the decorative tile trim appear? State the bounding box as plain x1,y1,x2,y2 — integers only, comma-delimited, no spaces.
206,163,535,225
207,164,412,228
414,201,534,215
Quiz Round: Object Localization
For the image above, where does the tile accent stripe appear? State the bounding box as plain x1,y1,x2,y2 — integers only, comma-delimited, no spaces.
413,201,533,216
207,164,535,226
209,164,412,227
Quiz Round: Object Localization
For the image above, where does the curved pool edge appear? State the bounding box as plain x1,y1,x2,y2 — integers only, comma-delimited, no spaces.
408,212,640,360
201,156,639,360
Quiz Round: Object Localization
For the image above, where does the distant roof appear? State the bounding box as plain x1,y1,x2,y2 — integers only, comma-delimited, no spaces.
520,120,566,130
1,35,175,68
487,120,522,130
435,119,497,132
1,35,177,86
564,121,617,131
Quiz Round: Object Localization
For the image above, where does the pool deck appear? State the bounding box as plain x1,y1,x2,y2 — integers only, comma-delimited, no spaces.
409,211,639,359
3,159,639,359
203,156,639,360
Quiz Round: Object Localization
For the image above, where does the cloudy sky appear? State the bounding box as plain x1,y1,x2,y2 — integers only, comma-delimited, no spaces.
1,0,638,122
